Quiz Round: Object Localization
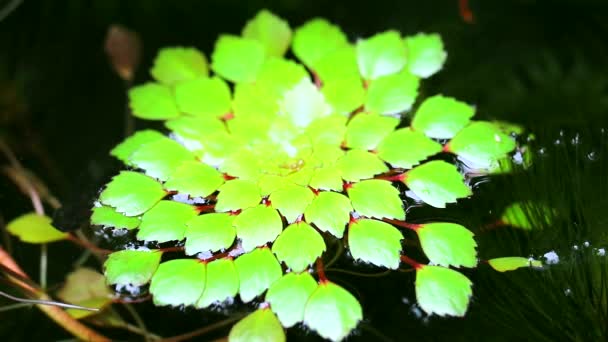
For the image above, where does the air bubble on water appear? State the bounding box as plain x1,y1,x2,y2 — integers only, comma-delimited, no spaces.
191,196,206,204
583,241,590,248
597,248,606,256
228,244,244,257
572,244,579,250
564,288,572,296
197,251,213,260
133,245,150,252
538,147,546,155
554,139,562,146
570,133,580,145
512,150,524,164
543,250,559,264
112,228,128,237
401,297,410,305
559,130,565,137
115,283,142,297
172,193,194,204
587,151,597,161
410,305,423,319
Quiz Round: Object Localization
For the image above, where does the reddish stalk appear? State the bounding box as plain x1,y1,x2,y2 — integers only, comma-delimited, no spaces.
374,173,405,182
400,255,423,270
67,234,113,255
196,204,215,213
384,218,421,231
157,246,184,253
315,257,328,283
458,0,474,23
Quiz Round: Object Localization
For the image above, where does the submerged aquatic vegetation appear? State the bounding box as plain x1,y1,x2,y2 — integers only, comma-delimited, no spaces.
81,9,537,341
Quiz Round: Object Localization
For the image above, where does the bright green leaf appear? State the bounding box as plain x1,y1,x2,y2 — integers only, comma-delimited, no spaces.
215,179,262,212
447,121,517,169
234,247,282,302
110,130,164,165
344,113,399,150
365,70,420,115
197,258,239,308
7,213,68,244
174,77,231,118
265,272,317,327
185,213,236,256
256,58,308,95
377,128,442,169
91,206,140,230
347,180,405,220
306,115,348,146
404,33,446,78
404,160,471,208
165,116,226,144
321,76,365,115
280,79,332,128
348,219,403,269
151,47,208,85
500,201,553,230
99,171,166,216
137,200,197,243
232,83,280,119
104,250,162,286
164,161,225,198
303,281,362,341
242,9,292,57
211,35,265,83
233,205,283,252
304,192,352,238
272,222,326,272
129,137,194,181
488,257,542,272
315,45,360,83
150,259,206,307
357,30,407,80
411,95,475,139
416,222,477,268
309,165,343,191
337,149,389,182
229,308,285,342
128,83,180,120
269,184,315,223
292,18,348,69
220,151,262,180
415,265,472,316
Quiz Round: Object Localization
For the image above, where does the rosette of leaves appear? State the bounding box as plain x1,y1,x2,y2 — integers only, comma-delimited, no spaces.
94,10,531,341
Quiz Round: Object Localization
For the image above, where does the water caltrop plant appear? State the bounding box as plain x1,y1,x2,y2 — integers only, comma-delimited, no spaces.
93,9,532,341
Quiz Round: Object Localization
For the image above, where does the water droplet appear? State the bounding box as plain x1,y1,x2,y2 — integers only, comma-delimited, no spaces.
587,151,597,161
554,139,562,146
538,147,546,155
543,250,559,264
572,244,579,250
583,241,590,248
564,288,572,296
559,130,565,137
570,133,580,145
597,248,606,256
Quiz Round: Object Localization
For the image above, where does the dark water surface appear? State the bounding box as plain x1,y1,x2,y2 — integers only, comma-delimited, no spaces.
1,1,607,341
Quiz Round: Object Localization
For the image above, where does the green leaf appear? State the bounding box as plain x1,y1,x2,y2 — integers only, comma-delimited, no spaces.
233,205,283,252
337,149,389,182
309,165,343,191
129,137,194,181
164,161,225,198
150,259,206,307
57,267,112,319
348,219,403,269
447,121,517,169
404,33,447,78
315,45,360,83
128,83,180,120
229,308,285,342
272,222,326,272
174,77,231,118
110,130,164,165
280,79,332,128
500,201,553,230
357,30,407,80
344,113,399,150
151,47,208,85
321,76,365,115
269,184,315,223
234,247,282,302
104,250,162,286
292,18,348,69
137,200,197,243
416,223,477,268
365,71,420,115
91,206,140,230
99,171,166,216
411,95,475,139
404,160,471,208
303,281,362,341
376,128,442,169
220,151,262,180
347,180,405,220
7,213,68,244
488,257,542,272
304,191,352,238
185,213,236,256
232,83,280,119
211,35,265,83
165,116,226,143
197,258,239,308
306,115,348,146
265,272,317,328
256,58,309,95
214,179,262,212
242,9,291,57
415,265,472,316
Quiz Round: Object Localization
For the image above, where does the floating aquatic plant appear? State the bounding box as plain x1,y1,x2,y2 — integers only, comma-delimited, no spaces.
84,9,538,341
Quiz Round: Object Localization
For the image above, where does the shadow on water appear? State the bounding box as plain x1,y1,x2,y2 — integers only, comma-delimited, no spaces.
1,0,608,341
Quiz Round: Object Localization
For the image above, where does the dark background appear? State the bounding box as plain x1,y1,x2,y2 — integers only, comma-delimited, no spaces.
1,0,607,341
